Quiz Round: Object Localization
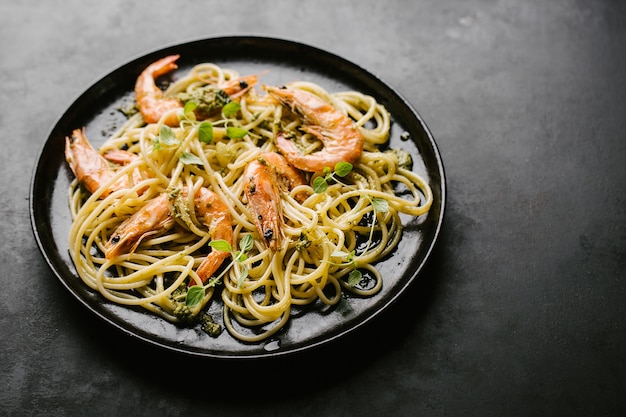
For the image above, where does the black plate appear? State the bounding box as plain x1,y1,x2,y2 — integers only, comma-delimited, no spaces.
29,36,445,359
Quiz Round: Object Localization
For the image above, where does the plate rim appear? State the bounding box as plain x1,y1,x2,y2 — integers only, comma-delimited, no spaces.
29,35,446,359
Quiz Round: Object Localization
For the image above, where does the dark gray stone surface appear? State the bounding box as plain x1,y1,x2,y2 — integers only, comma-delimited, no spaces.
1,0,624,415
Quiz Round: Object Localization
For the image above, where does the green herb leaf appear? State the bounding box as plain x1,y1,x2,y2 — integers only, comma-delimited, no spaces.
371,197,389,213
237,265,249,288
198,122,213,144
184,100,198,114
347,270,363,287
334,161,353,177
234,251,248,262
180,152,203,165
222,101,241,117
159,125,179,146
226,126,248,139
185,285,205,307
239,233,254,252
209,239,232,253
313,176,328,193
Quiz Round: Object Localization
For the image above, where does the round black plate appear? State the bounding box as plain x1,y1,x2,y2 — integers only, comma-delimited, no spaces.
29,36,445,359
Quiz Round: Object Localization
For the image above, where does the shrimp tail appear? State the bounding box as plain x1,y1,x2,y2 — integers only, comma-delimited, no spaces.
195,249,230,284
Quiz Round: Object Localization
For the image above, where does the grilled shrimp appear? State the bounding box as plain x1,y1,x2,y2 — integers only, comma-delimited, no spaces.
243,152,307,251
135,54,258,126
65,128,142,197
264,85,364,173
104,187,233,284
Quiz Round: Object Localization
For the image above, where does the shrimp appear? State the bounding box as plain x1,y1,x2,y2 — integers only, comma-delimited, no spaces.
259,151,308,204
264,85,364,173
104,193,175,259
135,54,258,126
243,152,307,251
193,187,234,282
65,128,142,197
135,55,183,126
104,187,233,284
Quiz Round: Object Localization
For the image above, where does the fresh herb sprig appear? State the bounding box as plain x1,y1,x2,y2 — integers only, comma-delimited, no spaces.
312,161,353,193
182,102,214,144
313,161,390,287
328,249,363,287
222,101,241,118
152,123,206,166
155,99,248,167
222,102,249,139
198,121,213,144
152,125,179,151
185,233,254,308
361,194,389,253
329,197,388,288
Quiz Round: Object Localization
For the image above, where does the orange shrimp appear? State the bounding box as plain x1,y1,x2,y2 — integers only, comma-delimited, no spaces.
104,187,233,284
104,193,175,259
193,187,234,282
135,54,258,126
259,152,308,204
65,128,143,197
264,85,364,173
243,152,307,251
134,55,182,126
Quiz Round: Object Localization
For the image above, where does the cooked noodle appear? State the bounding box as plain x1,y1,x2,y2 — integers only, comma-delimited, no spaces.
67,62,432,342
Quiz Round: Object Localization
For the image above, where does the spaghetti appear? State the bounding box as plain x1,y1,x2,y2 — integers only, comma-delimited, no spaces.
66,57,432,342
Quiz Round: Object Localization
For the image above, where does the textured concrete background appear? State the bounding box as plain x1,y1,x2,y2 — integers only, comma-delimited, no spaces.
1,0,625,416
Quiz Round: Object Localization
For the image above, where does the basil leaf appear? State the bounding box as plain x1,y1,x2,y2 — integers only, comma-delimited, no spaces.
198,122,213,144
226,127,248,139
185,285,205,307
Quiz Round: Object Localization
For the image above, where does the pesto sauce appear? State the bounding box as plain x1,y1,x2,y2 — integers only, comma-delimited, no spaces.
176,86,230,119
